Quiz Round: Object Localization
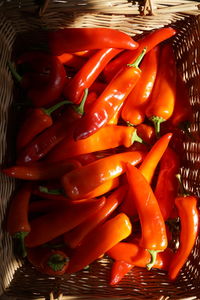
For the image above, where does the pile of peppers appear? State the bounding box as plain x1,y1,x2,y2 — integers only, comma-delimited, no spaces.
3,27,199,283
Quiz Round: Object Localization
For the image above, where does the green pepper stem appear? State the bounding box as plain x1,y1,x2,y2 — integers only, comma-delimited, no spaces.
7,61,22,82
13,231,28,258
43,100,72,116
176,174,189,197
39,186,63,195
127,48,147,68
47,254,69,272
150,116,165,136
146,249,159,270
131,130,143,144
73,88,88,116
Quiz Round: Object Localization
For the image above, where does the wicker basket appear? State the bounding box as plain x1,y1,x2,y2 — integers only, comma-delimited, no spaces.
1,1,200,299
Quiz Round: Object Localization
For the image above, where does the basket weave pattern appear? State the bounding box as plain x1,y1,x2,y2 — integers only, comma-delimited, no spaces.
0,1,200,299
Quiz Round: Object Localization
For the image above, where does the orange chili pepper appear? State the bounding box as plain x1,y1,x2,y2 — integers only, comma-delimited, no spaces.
46,125,143,163
63,185,128,248
136,123,156,145
121,46,159,126
146,43,177,134
168,176,199,280
25,197,106,247
61,151,144,200
107,242,173,271
126,164,167,269
66,213,132,274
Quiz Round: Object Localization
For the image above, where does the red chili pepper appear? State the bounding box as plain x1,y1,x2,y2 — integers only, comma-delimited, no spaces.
84,91,97,112
168,176,199,280
145,44,177,134
73,50,97,57
169,71,193,127
136,123,156,145
57,52,86,69
121,46,159,126
63,185,128,248
61,151,144,200
75,153,98,166
103,27,176,82
74,49,146,140
46,125,143,163
27,247,69,275
154,147,180,220
17,90,88,164
25,197,106,247
2,159,81,181
48,28,138,55
29,199,70,214
126,164,167,270
66,213,132,274
107,242,173,271
110,260,133,286
118,187,138,218
63,48,122,104
32,185,70,202
16,100,69,150
89,81,106,95
8,52,66,107
7,182,32,257
139,132,172,184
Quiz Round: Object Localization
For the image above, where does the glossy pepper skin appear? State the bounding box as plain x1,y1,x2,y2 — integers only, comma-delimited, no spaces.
63,185,128,248
146,44,177,134
107,242,173,270
7,182,32,257
17,91,88,164
48,28,138,55
61,151,144,200
121,46,159,126
9,52,66,107
103,27,176,82
2,159,81,181
66,213,132,274
27,247,69,276
63,48,122,104
16,100,69,150
46,125,143,163
168,194,199,280
110,260,133,286
73,49,146,141
57,52,86,69
154,147,180,220
126,164,167,269
25,197,106,247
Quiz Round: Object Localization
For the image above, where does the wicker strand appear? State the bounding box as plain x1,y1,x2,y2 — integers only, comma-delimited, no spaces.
143,0,155,16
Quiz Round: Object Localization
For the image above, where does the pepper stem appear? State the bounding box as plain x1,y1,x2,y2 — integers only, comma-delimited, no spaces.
13,231,28,258
73,88,88,116
7,61,22,82
131,130,143,144
47,254,69,272
127,48,147,68
43,100,72,116
176,174,189,197
150,116,165,136
39,186,63,195
146,249,159,270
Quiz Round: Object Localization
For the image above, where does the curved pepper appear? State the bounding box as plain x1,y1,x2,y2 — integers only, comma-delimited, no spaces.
48,28,138,55
63,185,128,248
61,151,144,200
16,100,70,150
7,182,32,257
25,197,106,247
126,164,167,269
66,213,132,274
63,48,122,104
110,260,133,286
103,27,176,82
8,52,66,107
46,125,143,163
121,46,159,126
73,49,146,140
